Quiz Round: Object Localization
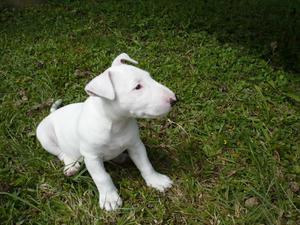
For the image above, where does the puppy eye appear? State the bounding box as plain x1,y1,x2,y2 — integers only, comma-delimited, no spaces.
134,84,142,90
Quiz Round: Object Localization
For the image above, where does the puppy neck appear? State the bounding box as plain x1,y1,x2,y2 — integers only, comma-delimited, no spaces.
87,96,130,123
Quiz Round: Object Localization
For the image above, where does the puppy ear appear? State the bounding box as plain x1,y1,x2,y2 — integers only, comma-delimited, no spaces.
112,53,138,66
84,70,115,100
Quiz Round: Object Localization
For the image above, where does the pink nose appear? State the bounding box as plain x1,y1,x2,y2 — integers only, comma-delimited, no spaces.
169,95,177,107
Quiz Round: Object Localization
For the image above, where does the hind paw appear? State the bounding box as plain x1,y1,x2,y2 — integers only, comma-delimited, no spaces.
64,162,80,176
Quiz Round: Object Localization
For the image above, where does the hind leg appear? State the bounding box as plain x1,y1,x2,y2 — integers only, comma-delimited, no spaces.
58,153,82,176
36,118,81,176
36,118,61,157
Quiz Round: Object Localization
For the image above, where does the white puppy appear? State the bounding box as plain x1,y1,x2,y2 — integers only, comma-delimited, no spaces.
36,53,177,211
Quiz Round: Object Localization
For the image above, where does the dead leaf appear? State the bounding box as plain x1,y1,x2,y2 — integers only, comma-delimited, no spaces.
19,89,28,101
15,89,29,106
36,61,45,69
27,98,54,115
227,170,237,177
74,69,93,78
270,41,278,51
273,150,280,161
27,131,36,137
245,197,260,207
0,182,12,192
289,181,299,193
219,85,228,93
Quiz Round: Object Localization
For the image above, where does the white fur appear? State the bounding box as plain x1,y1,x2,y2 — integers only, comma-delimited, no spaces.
36,53,176,211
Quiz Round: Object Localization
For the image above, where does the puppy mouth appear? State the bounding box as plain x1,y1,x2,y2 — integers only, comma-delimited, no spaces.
128,103,172,118
141,113,168,119
130,110,170,119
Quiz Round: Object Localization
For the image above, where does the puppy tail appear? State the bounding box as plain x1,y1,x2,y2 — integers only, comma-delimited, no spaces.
50,99,63,113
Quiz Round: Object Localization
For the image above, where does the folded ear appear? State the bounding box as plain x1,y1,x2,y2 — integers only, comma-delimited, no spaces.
112,53,138,66
84,70,115,100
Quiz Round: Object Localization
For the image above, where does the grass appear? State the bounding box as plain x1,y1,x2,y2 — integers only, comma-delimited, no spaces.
0,0,299,224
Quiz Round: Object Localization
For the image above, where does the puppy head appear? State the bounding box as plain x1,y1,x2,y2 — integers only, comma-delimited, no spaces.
85,53,176,118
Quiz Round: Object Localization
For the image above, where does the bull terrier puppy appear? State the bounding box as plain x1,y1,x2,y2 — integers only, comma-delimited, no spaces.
36,53,177,211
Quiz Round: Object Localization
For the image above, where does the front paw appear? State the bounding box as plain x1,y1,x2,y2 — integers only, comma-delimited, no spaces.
99,190,122,211
144,172,173,192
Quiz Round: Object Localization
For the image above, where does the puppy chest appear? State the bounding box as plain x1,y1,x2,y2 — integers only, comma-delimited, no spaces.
98,131,136,160
79,117,139,159
101,135,134,160
110,131,135,149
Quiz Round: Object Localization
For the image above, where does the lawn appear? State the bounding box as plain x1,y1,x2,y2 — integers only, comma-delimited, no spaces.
0,0,299,224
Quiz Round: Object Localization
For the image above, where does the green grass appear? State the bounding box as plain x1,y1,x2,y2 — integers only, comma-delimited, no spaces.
0,0,299,224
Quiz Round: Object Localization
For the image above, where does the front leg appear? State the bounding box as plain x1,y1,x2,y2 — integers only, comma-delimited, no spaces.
84,156,122,211
128,139,173,192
